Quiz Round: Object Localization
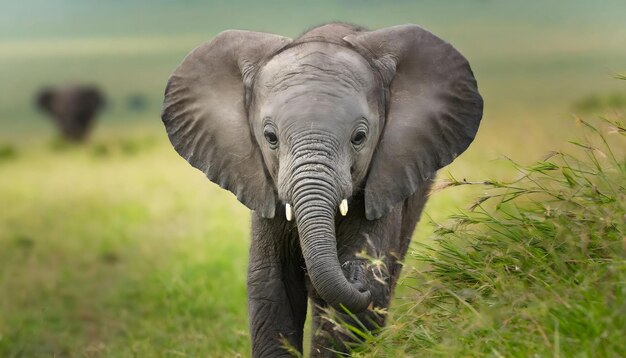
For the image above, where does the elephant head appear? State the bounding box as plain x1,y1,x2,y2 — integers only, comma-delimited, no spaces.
36,85,105,141
162,23,483,313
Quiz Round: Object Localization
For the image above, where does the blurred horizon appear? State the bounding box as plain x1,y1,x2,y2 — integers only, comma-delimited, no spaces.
2,1,626,40
2,0,625,144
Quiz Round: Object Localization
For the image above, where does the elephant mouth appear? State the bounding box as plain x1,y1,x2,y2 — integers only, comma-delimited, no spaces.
342,259,370,293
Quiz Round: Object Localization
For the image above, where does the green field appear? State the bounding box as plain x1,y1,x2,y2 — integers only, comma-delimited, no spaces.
1,1,625,356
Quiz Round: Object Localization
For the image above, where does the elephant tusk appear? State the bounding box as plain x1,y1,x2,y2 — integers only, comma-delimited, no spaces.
339,199,348,216
285,203,294,221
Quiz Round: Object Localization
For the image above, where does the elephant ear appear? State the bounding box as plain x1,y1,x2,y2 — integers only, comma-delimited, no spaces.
162,30,291,218
344,24,483,220
36,88,55,114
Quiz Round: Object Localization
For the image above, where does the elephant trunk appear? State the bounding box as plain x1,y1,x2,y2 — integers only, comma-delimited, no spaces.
290,164,371,313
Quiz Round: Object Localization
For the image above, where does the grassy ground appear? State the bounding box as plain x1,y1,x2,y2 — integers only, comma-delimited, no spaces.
0,130,253,356
1,2,625,356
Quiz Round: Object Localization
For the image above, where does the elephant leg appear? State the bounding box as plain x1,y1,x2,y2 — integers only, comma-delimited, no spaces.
309,294,387,357
248,216,308,357
309,259,391,357
309,297,336,358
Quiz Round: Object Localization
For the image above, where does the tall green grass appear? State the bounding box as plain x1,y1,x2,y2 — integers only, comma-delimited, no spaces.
339,116,626,357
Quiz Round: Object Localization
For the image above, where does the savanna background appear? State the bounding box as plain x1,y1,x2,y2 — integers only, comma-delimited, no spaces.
1,1,625,357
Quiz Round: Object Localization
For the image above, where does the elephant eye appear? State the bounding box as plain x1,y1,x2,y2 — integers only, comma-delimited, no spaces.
351,129,367,147
263,124,278,149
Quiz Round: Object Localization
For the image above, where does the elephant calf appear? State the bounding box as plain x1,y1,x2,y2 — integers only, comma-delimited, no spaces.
161,23,483,357
36,85,105,141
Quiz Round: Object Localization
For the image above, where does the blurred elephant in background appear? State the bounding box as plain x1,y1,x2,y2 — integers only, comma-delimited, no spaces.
162,23,483,357
36,85,106,141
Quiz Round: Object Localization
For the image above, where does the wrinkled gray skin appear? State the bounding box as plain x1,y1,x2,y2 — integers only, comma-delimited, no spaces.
162,23,483,357
36,85,105,141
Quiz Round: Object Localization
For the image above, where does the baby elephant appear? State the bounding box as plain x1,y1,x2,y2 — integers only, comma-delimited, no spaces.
36,85,105,141
162,23,483,357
